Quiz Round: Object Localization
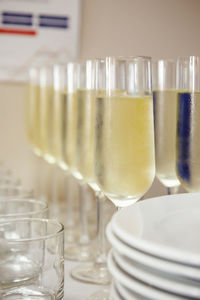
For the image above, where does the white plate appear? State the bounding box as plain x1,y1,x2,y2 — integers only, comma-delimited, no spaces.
111,193,200,266
113,250,200,299
107,250,186,300
106,222,200,281
115,280,146,300
109,282,122,300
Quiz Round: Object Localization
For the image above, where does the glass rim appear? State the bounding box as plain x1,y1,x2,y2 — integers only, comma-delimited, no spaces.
105,55,152,61
0,218,64,242
64,59,95,66
153,58,176,63
0,198,48,218
0,184,32,190
76,59,96,66
177,55,200,60
39,65,53,72
53,62,66,69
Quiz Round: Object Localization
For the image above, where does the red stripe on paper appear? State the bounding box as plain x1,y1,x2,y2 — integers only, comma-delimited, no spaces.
0,28,37,35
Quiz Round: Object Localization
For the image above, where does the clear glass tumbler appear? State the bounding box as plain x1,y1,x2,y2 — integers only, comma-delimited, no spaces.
0,198,48,221
0,185,33,198
0,218,64,300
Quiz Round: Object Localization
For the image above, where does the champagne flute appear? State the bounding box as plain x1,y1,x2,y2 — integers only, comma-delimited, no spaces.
70,59,112,285
26,65,48,199
88,56,155,299
38,64,61,209
26,66,41,157
64,61,95,261
26,52,53,158
95,56,155,207
153,59,180,194
52,63,79,243
176,56,200,192
26,62,52,199
39,65,55,164
39,63,77,223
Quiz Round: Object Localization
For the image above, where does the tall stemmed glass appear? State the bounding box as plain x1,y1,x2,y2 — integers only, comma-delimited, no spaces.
26,66,41,157
26,63,53,200
153,59,180,194
38,65,61,207
88,56,155,300
65,61,95,261
95,56,155,207
26,65,47,198
176,56,200,192
70,59,111,285
26,52,54,158
52,63,79,243
39,65,55,164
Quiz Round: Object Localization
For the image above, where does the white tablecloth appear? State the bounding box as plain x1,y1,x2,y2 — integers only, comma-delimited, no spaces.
64,260,108,300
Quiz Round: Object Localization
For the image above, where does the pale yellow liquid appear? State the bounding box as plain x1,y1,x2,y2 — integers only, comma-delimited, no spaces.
75,89,95,182
52,90,68,170
26,83,35,145
40,85,55,164
95,95,155,207
63,92,77,171
153,90,180,188
28,84,42,156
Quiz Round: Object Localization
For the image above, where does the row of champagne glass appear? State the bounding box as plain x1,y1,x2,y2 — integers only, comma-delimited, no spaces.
26,57,155,206
27,56,200,199
26,55,200,300
26,56,155,300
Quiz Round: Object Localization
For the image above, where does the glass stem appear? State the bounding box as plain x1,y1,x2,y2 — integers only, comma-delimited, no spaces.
95,191,107,264
167,186,179,195
79,183,90,245
64,174,77,226
64,173,78,243
51,165,59,215
38,157,46,199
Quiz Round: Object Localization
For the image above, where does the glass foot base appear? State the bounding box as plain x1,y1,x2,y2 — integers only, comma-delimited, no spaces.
71,262,111,285
65,243,94,262
87,288,109,300
1,286,62,300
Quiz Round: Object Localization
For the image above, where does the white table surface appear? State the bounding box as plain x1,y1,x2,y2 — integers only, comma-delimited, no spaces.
64,260,108,300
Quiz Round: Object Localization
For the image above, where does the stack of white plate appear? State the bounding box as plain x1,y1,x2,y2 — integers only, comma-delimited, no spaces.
106,193,200,300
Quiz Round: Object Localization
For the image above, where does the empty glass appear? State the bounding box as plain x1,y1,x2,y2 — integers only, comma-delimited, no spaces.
0,185,33,198
0,218,64,300
0,198,48,221
0,198,48,290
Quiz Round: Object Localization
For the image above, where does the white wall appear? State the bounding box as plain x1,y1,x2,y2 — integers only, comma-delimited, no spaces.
80,0,200,59
0,82,37,189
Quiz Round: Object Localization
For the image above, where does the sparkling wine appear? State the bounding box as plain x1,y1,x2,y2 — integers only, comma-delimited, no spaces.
63,92,77,171
177,92,200,192
153,90,180,187
75,89,95,182
95,94,155,207
29,84,42,157
40,85,55,164
26,83,35,145
52,90,68,170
